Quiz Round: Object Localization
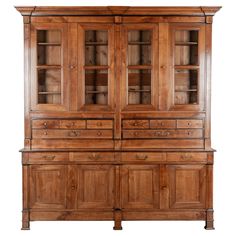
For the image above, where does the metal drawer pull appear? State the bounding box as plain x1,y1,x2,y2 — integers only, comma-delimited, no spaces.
97,131,102,136
155,131,170,137
180,155,193,160
43,122,47,128
42,155,56,160
68,130,80,137
66,122,75,128
97,122,102,126
135,154,148,160
88,153,101,160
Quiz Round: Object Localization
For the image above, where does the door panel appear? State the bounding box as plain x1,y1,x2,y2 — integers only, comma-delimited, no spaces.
67,165,115,209
167,165,206,208
29,165,67,209
121,165,160,209
31,23,69,111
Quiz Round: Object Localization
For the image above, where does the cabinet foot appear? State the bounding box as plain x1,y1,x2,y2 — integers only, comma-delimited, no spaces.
21,210,30,230
204,209,214,230
113,209,122,230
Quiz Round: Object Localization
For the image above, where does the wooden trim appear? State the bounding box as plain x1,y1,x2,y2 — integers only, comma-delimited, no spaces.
16,6,221,17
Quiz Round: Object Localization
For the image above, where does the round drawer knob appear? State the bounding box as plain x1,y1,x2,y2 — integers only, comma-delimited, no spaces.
97,131,102,136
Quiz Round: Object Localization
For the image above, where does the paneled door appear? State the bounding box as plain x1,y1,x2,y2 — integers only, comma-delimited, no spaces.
167,165,206,208
29,165,67,209
121,24,159,111
76,24,115,111
121,165,160,209
67,165,115,209
31,23,69,111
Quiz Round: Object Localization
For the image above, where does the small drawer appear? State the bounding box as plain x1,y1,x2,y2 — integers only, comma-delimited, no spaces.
27,152,69,163
123,120,149,129
86,120,113,129
167,152,207,162
121,152,166,162
71,152,115,162
177,119,203,129
122,129,203,139
150,120,176,129
32,129,113,139
32,119,86,129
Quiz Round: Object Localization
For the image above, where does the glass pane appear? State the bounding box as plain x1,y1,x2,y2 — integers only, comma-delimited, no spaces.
128,69,151,105
174,69,198,105
37,30,61,44
128,30,151,65
37,45,61,65
85,69,108,105
175,30,198,65
85,30,108,66
38,69,61,104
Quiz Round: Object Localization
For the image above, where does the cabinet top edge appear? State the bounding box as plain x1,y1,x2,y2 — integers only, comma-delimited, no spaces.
15,6,221,17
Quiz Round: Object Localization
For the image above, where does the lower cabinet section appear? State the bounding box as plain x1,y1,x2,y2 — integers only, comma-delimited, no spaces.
22,151,214,230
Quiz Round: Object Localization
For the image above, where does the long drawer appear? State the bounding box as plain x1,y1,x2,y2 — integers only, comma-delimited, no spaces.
25,152,69,163
123,129,203,139
71,152,115,162
32,129,113,139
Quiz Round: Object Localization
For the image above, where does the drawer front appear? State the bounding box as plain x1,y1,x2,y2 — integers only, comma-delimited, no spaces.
123,129,203,139
177,119,203,129
32,129,113,139
150,120,176,129
87,120,113,129
123,120,149,129
121,152,166,162
167,152,207,162
27,152,69,163
32,119,86,129
71,152,115,162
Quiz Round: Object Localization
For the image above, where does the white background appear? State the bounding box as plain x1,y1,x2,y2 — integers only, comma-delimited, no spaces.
0,0,234,235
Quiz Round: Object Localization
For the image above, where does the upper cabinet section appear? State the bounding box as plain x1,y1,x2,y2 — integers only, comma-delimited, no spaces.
31,23,69,111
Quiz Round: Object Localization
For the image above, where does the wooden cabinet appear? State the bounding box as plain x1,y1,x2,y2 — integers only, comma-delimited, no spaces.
17,6,220,230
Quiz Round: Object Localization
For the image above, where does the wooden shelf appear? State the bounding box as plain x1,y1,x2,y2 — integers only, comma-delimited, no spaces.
128,42,151,45
37,65,61,69
86,91,108,94
84,65,109,70
85,42,108,46
38,42,61,46
175,89,197,92
38,92,61,95
175,65,199,70
129,89,151,92
175,42,198,46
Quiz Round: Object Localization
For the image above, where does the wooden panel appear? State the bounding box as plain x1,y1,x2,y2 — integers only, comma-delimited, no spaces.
121,165,159,209
122,139,204,149
122,120,149,129
32,119,86,129
168,165,206,208
67,165,114,209
27,152,68,163
32,129,113,139
177,119,203,128
121,152,166,162
71,152,115,162
29,165,67,209
167,152,207,162
86,120,113,129
123,129,203,139
150,119,176,129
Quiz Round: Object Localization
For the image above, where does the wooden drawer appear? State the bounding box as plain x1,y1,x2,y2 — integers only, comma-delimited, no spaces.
121,152,166,162
71,152,115,162
167,152,207,162
177,119,203,129
123,129,203,139
27,152,69,163
86,120,113,129
32,119,86,129
150,120,176,129
122,120,149,129
32,129,113,139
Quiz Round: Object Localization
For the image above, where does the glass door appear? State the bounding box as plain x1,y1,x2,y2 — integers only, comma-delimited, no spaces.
170,24,205,110
31,23,68,111
78,25,115,110
121,24,158,110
